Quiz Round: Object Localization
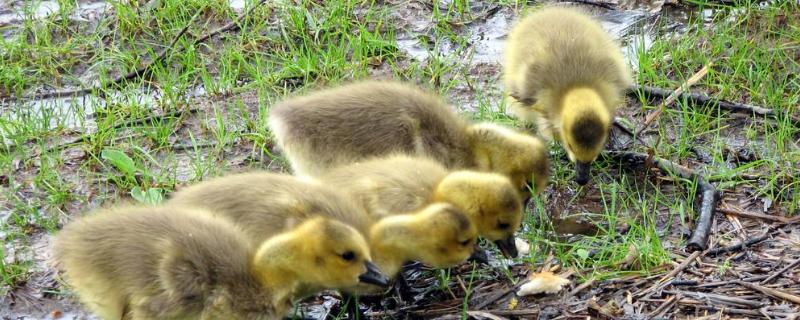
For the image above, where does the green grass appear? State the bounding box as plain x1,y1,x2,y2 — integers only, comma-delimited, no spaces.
1,0,798,315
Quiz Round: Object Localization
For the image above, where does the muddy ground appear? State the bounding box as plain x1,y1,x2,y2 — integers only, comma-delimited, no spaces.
1,0,799,319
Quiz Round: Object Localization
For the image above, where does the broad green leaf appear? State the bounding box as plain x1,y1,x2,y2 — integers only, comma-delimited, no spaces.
101,149,137,177
575,248,589,261
130,187,164,206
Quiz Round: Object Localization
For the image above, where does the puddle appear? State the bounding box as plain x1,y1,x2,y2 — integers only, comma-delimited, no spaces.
0,1,60,26
2,85,209,143
394,2,695,71
0,1,111,27
229,0,247,12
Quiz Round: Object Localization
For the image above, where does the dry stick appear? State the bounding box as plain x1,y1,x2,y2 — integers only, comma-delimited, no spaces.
466,311,508,320
761,259,800,284
698,275,769,288
705,229,773,257
605,151,720,251
680,304,764,317
113,108,199,129
717,207,792,224
473,282,525,310
635,251,701,298
561,0,617,10
628,84,799,124
472,309,539,316
635,65,711,136
564,278,596,298
613,118,648,145
648,294,678,318
433,309,540,319
447,5,501,26
668,291,763,308
10,0,268,102
193,0,268,44
736,281,800,305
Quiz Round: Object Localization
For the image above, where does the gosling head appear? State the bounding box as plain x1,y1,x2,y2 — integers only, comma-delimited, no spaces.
559,87,611,185
469,123,550,198
433,171,523,258
412,203,478,267
253,217,390,291
370,203,476,275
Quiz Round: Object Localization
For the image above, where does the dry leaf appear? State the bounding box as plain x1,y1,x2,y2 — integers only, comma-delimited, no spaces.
515,238,530,256
516,271,571,296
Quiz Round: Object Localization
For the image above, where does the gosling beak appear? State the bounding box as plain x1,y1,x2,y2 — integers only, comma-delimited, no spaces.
467,246,490,265
494,236,518,258
358,261,391,287
574,161,592,185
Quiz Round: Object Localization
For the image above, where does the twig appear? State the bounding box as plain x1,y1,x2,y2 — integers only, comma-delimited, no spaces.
737,281,800,305
628,84,800,125
432,309,539,319
717,207,791,224
170,141,218,152
587,297,619,319
669,279,698,286
113,108,198,129
473,282,524,309
635,251,701,298
7,0,268,102
668,290,763,308
697,275,769,288
612,118,648,145
564,278,596,298
194,0,267,43
473,309,539,316
447,5,501,26
466,311,508,320
635,65,711,136
561,0,617,10
705,229,773,256
761,259,800,284
648,294,677,318
678,303,764,317
604,151,720,251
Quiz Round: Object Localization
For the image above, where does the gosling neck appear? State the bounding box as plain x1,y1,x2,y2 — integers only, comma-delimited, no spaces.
369,216,421,277
465,125,493,171
251,236,304,305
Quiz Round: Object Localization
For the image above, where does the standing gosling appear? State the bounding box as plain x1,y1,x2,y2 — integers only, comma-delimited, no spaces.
268,80,550,195
321,154,524,258
167,172,476,295
53,206,385,320
503,6,632,185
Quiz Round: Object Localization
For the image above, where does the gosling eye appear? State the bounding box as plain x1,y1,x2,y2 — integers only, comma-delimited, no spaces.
497,222,511,230
459,238,472,246
340,251,355,261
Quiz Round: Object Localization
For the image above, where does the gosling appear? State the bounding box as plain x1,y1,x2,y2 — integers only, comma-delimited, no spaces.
503,6,632,185
167,172,371,244
167,172,477,295
53,206,387,320
268,80,550,195
321,154,524,258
